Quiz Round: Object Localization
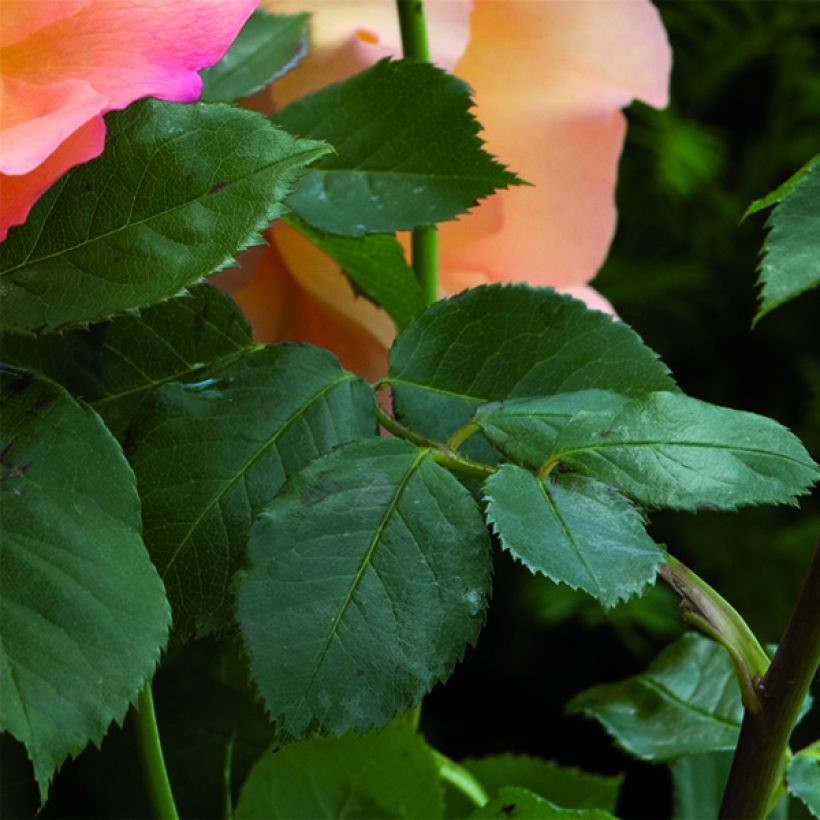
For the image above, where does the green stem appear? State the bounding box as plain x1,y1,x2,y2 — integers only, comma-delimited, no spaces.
719,540,820,819
446,421,481,451
396,0,439,306
134,682,179,820
412,227,439,306
432,750,489,808
659,554,770,713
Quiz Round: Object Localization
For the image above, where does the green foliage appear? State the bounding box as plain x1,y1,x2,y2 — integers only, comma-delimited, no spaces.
753,156,820,320
484,467,663,608
548,391,818,511
273,59,521,236
0,285,255,439
0,100,328,334
471,787,615,819
474,392,630,470
788,740,820,818
445,755,621,818
127,344,374,642
287,216,425,329
568,633,743,761
669,751,733,820
386,285,675,443
0,367,170,801
200,10,309,103
234,721,443,819
236,437,493,738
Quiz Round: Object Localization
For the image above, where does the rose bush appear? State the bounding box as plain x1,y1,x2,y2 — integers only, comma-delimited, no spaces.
224,0,671,377
0,0,257,240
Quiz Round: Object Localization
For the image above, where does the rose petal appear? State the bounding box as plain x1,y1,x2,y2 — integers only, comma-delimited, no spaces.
0,116,106,241
0,0,92,49
0,0,258,107
0,76,108,174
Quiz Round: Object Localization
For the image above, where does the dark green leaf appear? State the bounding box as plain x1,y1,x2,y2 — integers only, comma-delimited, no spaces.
386,285,675,444
472,788,615,819
128,344,375,642
234,721,443,819
236,437,492,738
788,741,820,818
445,755,620,819
287,216,425,330
549,391,818,511
744,153,819,218
475,392,630,469
568,634,743,761
484,466,662,607
670,751,733,820
200,10,309,103
274,59,521,236
0,285,254,439
0,99,329,333
0,367,170,800
754,156,820,320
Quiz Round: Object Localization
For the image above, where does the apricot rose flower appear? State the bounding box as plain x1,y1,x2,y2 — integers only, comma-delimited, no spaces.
0,0,258,241
227,0,672,378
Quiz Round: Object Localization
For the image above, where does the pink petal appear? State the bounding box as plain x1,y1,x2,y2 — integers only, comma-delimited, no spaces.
0,116,106,241
0,75,108,174
1,0,258,108
0,0,92,48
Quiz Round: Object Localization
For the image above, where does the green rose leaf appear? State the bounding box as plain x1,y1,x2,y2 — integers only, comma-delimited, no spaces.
0,99,329,334
200,10,309,103
669,751,733,820
474,391,630,469
235,721,443,819
472,787,615,819
0,367,170,801
568,633,743,761
386,285,675,444
788,740,820,818
445,755,620,819
484,466,663,607
127,344,375,642
236,437,493,738
548,391,818,511
273,59,521,236
287,216,425,330
0,285,255,439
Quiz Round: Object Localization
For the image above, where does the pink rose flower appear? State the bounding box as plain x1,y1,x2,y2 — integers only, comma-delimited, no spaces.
231,0,671,377
0,0,258,241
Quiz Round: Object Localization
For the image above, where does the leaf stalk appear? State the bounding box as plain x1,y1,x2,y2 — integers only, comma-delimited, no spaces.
134,681,179,820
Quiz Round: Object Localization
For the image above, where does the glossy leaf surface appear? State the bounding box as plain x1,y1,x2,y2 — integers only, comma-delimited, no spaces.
788,740,820,818
128,344,374,641
0,100,328,333
550,391,818,511
235,722,443,819
568,634,743,761
274,59,520,236
236,437,492,737
0,367,170,800
484,466,662,607
387,285,675,443
472,788,615,819
0,285,255,439
200,10,309,103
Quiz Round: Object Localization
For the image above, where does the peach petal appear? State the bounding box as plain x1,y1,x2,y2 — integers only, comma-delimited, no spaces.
0,0,92,48
0,0,258,107
557,284,617,317
440,109,628,289
0,116,106,241
231,235,389,379
261,0,472,106
0,76,107,174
